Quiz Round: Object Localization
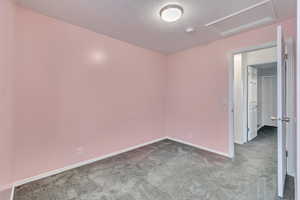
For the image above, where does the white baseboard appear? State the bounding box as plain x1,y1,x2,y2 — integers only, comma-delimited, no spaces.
10,187,14,200
166,137,231,158
12,137,168,187
258,124,264,130
234,140,244,145
10,136,230,190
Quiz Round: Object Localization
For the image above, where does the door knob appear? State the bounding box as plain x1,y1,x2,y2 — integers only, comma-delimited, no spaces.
271,116,279,121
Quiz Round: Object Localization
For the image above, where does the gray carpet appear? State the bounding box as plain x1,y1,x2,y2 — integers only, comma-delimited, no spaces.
14,127,294,200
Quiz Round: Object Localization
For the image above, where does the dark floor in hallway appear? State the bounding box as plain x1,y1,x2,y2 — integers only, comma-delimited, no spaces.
14,127,294,200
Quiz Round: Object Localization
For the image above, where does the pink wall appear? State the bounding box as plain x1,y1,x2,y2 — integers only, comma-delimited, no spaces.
166,18,296,155
0,188,12,200
0,0,15,188
13,7,167,182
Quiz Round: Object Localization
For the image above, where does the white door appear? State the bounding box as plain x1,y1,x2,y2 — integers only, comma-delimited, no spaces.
276,25,288,198
247,66,258,141
262,76,277,127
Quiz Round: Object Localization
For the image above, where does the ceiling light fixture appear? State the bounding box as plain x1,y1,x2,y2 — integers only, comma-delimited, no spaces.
160,4,184,22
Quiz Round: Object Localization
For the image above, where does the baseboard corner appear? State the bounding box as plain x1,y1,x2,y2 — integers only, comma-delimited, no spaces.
165,136,231,158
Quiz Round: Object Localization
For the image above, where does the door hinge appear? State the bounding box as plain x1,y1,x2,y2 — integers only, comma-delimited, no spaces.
284,54,288,60
286,150,288,157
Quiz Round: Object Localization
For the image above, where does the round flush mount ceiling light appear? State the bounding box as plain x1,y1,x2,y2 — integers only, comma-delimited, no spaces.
160,4,184,22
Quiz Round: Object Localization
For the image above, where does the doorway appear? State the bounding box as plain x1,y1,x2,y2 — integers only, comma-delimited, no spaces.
247,62,278,142
232,46,278,145
229,37,296,198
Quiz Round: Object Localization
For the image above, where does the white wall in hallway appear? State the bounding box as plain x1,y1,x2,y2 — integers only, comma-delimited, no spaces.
261,76,277,126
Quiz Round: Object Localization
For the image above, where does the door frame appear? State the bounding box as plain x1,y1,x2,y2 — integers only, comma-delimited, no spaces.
228,41,276,158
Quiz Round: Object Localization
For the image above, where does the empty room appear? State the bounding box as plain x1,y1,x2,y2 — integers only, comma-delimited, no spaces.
0,0,299,200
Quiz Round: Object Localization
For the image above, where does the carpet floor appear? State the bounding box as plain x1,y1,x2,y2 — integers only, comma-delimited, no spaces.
14,127,294,200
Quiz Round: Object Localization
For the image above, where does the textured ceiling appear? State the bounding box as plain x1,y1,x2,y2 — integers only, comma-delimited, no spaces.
16,0,296,54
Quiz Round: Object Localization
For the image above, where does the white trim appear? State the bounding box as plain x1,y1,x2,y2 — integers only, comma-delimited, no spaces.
228,52,235,158
277,25,285,197
258,124,264,130
242,59,248,144
286,38,296,177
12,137,168,187
234,140,245,145
9,136,230,189
205,0,272,27
166,137,231,158
10,187,14,200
